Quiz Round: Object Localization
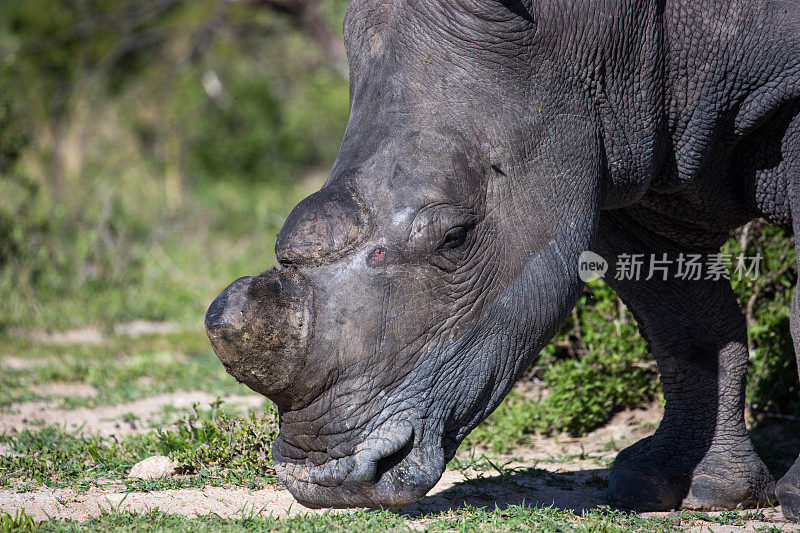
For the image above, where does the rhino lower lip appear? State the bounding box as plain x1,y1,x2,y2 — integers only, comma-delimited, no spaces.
274,422,417,493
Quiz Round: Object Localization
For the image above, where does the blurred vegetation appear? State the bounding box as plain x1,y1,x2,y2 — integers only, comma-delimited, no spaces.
0,0,349,330
0,332,251,408
0,0,796,451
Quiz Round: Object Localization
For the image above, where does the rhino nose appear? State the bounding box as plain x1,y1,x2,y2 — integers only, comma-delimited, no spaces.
205,268,314,409
275,185,370,266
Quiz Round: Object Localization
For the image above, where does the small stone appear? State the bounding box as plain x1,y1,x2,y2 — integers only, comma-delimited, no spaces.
128,456,179,480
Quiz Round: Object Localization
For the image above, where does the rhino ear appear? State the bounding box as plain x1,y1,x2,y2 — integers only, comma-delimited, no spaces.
275,186,371,266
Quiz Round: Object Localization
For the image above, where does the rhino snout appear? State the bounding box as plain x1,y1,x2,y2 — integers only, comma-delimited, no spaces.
205,268,315,409
274,422,445,509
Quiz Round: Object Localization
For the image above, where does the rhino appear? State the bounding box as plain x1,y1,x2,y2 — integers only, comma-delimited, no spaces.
205,0,800,519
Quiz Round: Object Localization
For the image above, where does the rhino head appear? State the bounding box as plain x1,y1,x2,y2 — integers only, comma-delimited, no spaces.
206,0,659,509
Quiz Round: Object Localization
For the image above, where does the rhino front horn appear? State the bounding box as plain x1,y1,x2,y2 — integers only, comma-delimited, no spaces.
205,268,314,409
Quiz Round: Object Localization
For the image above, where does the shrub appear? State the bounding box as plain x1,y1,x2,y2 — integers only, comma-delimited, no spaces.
156,401,279,473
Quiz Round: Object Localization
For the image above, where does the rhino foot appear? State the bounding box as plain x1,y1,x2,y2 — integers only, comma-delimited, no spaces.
609,435,775,511
777,459,800,521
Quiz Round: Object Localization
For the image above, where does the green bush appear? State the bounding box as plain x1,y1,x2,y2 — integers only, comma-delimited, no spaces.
466,279,661,451
157,401,278,473
537,350,657,436
175,61,348,186
727,224,799,420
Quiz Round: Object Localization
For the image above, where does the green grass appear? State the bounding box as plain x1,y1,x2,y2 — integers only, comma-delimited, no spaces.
4,506,784,532
0,505,691,532
0,426,158,490
0,509,39,533
0,401,280,492
0,397,790,530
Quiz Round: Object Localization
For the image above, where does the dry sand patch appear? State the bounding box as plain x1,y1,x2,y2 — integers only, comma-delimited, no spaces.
2,462,795,531
0,485,322,521
1,391,265,436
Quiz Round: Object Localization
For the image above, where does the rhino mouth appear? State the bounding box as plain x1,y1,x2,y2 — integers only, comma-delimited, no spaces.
273,422,446,509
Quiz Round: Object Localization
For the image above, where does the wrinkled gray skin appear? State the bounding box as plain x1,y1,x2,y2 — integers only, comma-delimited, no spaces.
205,0,800,519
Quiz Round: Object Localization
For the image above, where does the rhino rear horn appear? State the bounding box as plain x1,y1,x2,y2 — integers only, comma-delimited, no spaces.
275,186,370,266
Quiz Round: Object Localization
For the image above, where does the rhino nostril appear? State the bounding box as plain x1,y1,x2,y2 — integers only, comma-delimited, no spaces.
374,429,415,485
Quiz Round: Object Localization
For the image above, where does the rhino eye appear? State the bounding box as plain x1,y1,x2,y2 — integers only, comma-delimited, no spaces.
439,226,468,250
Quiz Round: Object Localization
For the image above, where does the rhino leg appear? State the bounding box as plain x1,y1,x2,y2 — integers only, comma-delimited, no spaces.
596,211,775,511
776,167,800,522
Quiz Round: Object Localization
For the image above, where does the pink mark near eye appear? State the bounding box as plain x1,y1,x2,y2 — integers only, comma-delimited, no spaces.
367,247,386,267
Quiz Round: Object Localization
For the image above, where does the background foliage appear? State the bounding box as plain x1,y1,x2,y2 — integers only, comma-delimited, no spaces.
0,0,349,329
0,0,796,447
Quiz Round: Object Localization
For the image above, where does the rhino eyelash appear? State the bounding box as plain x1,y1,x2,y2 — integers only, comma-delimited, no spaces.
438,226,470,250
